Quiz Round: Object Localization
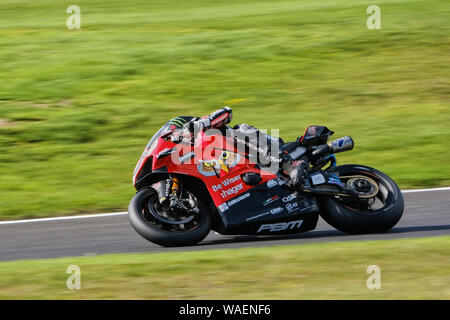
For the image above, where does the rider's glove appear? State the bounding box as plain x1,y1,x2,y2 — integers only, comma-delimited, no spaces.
208,106,232,128
184,107,233,134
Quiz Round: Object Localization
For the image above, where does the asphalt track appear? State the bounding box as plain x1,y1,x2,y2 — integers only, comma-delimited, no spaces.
0,189,449,262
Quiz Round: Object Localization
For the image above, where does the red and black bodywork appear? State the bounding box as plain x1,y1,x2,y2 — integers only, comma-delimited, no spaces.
132,118,320,235
130,118,404,247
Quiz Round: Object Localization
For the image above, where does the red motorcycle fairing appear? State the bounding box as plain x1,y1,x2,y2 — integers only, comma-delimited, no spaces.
133,129,278,208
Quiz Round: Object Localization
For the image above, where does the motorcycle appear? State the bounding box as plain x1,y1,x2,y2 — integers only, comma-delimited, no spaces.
129,118,404,247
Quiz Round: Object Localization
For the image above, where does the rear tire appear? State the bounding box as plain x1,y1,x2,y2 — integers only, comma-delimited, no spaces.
128,188,211,247
319,164,404,234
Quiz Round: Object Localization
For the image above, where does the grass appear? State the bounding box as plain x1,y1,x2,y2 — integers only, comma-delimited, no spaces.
0,236,449,299
0,0,449,219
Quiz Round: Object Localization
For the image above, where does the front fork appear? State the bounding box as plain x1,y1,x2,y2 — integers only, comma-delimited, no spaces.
169,175,180,209
154,175,200,214
154,175,179,204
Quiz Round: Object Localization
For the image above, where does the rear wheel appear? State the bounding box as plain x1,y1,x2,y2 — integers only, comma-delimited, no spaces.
128,187,211,247
319,164,404,234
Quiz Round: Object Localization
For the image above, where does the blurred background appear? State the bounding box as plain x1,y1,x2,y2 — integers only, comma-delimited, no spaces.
0,0,449,220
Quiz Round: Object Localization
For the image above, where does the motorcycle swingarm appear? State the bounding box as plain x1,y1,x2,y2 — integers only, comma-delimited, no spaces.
300,185,360,199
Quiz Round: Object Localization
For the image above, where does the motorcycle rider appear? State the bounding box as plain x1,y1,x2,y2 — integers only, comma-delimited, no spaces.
170,106,309,188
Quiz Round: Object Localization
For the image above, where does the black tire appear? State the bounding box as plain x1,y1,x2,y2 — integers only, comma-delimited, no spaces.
128,188,211,247
319,164,404,234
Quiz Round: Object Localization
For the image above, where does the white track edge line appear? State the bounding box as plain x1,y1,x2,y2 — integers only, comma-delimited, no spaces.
0,212,128,225
1,187,449,225
401,187,450,193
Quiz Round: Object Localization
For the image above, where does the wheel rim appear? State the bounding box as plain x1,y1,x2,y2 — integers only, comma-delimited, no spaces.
343,175,379,198
139,191,202,232
337,171,394,212
148,200,195,225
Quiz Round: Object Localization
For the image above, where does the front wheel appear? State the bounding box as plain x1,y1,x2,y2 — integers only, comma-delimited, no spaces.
128,188,211,247
319,164,404,234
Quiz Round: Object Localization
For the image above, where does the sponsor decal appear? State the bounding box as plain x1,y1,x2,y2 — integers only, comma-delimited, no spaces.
221,175,241,186
178,151,194,163
246,207,284,221
169,116,189,128
212,175,244,199
218,192,251,212
263,195,279,206
212,175,241,192
266,179,281,188
282,193,297,203
246,212,268,221
270,207,283,215
197,151,241,176
257,219,303,233
220,183,244,198
218,202,229,212
285,202,299,213
227,192,250,206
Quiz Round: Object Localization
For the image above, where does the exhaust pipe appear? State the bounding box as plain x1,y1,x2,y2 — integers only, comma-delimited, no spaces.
312,136,354,158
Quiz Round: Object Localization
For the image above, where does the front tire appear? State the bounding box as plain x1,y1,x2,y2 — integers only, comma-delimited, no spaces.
319,164,404,234
128,188,211,247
